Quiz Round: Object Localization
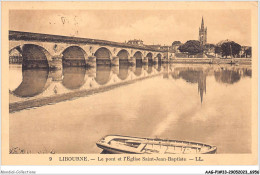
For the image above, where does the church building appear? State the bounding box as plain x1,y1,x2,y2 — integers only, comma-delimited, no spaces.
199,17,207,45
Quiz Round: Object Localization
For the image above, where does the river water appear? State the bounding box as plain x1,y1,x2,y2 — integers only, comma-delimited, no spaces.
9,63,251,154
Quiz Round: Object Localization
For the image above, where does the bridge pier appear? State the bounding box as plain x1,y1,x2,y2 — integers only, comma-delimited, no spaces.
49,56,63,70
143,57,149,65
86,67,96,78
129,66,136,73
153,57,158,64
49,69,63,81
128,57,136,66
111,56,119,66
162,58,169,64
112,66,119,75
85,56,96,67
143,64,148,71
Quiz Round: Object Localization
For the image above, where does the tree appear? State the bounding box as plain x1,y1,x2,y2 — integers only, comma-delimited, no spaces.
245,47,252,58
221,41,241,58
172,41,181,46
178,40,203,57
215,45,222,56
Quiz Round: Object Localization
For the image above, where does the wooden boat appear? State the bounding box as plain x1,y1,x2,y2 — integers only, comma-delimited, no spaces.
96,135,217,154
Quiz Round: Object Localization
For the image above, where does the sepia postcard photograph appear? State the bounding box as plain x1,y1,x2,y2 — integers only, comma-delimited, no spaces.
1,1,259,172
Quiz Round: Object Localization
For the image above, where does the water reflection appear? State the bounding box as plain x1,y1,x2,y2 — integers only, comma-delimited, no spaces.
12,69,50,97
9,64,251,103
62,67,86,90
9,64,252,154
214,67,251,84
95,65,112,85
147,65,153,74
118,64,129,80
165,65,251,104
134,66,143,76
171,68,207,103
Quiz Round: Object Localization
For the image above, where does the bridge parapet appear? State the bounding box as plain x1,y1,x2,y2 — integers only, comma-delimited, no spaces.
10,30,165,53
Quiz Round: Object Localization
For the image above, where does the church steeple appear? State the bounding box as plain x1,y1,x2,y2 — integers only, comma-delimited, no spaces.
199,16,207,45
201,16,204,29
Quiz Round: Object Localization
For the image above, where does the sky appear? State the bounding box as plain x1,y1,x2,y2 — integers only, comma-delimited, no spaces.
10,10,251,46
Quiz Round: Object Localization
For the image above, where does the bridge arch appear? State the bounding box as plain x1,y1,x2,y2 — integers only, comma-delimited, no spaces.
156,53,162,64
117,49,129,59
146,52,153,65
9,44,52,69
117,49,129,66
94,47,112,65
133,51,143,66
61,46,87,67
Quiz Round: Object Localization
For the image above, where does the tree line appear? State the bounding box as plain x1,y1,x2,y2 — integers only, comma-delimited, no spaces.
176,40,251,58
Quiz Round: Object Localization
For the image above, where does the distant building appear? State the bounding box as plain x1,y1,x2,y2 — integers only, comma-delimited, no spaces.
127,39,144,46
145,44,161,50
204,43,215,57
160,45,171,51
9,48,22,64
199,17,207,45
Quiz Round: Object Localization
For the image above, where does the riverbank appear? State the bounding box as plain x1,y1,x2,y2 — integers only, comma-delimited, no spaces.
169,58,251,65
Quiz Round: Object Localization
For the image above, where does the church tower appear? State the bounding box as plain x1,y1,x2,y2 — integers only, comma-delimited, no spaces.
199,17,207,45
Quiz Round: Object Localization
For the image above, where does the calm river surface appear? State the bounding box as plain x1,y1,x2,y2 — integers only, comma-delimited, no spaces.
9,64,251,154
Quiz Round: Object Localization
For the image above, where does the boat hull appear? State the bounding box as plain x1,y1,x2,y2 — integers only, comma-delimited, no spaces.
96,135,217,154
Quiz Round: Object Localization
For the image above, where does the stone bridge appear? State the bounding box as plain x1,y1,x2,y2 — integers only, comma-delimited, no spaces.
9,31,170,70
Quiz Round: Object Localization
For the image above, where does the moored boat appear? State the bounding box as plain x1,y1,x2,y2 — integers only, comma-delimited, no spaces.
96,135,217,154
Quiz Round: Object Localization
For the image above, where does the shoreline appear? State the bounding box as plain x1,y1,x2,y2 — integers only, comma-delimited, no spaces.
168,58,251,65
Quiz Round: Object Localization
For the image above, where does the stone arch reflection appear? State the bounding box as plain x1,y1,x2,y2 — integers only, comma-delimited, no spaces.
62,46,87,67
118,64,129,80
62,67,87,90
95,65,112,85
134,66,143,76
11,69,50,97
147,64,153,74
